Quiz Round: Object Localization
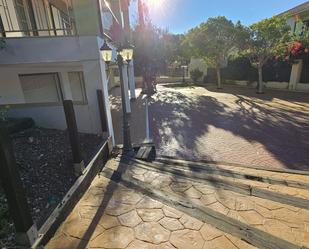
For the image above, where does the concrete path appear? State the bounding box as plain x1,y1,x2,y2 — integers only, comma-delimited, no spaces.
149,84,309,171
109,87,148,146
46,156,309,249
46,159,257,249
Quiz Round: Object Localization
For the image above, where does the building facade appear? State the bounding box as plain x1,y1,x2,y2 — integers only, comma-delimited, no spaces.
282,1,309,91
0,0,136,144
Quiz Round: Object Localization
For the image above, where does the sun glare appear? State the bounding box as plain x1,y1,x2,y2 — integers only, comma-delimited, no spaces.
147,0,164,10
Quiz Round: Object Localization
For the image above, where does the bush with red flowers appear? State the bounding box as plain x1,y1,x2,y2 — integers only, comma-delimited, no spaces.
281,29,309,63
287,41,309,60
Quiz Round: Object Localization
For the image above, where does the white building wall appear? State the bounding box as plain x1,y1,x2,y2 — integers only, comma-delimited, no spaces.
0,68,25,104
0,34,114,135
0,36,103,65
189,58,208,78
286,17,296,32
0,62,102,134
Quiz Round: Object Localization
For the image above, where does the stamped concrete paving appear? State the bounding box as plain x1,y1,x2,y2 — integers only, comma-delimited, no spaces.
46,157,309,249
46,169,257,249
149,84,309,170
122,161,309,248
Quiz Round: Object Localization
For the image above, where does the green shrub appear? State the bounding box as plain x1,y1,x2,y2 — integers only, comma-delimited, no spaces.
220,56,293,83
190,69,203,82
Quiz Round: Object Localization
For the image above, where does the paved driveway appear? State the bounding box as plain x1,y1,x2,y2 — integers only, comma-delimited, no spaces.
149,84,309,171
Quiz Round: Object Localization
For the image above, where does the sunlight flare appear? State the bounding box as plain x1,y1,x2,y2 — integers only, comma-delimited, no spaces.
147,0,164,10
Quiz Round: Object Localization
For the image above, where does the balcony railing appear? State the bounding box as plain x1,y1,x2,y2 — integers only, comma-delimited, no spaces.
0,0,75,38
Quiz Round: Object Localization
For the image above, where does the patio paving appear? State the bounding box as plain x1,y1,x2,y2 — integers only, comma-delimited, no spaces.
45,156,309,249
45,84,309,249
45,160,258,249
149,84,309,171
109,87,148,145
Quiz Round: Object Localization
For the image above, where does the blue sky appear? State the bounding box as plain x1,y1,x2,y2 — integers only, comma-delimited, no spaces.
130,0,307,34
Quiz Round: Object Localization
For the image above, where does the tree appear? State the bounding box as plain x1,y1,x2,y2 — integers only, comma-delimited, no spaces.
132,23,187,76
242,16,291,93
184,16,245,88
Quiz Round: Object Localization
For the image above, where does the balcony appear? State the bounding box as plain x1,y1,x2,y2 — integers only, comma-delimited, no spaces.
0,0,75,38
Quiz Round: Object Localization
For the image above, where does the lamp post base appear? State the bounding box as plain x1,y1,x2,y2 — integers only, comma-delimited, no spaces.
123,149,135,157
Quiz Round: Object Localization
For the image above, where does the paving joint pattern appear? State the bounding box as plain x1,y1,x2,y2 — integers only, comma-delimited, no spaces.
46,157,309,249
118,157,309,209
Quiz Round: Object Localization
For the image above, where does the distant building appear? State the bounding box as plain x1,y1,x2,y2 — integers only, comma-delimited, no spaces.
280,1,309,91
188,58,208,81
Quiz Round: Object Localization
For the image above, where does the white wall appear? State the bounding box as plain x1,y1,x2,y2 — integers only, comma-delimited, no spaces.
0,36,101,65
287,17,296,32
0,61,104,134
225,80,309,92
189,58,208,77
0,68,25,104
296,83,309,91
266,81,289,90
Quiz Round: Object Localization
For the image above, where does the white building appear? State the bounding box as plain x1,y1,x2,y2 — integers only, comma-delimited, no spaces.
281,1,309,91
0,0,136,144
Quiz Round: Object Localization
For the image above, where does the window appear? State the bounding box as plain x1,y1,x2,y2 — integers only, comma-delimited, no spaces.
14,0,30,35
19,73,62,103
68,72,87,103
50,4,72,35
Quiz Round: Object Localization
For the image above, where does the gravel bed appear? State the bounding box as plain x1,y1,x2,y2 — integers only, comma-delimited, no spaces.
0,127,105,248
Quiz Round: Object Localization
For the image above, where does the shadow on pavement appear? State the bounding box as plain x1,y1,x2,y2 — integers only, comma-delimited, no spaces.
149,85,309,171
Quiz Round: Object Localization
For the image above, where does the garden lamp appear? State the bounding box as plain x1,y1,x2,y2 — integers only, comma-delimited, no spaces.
100,41,113,64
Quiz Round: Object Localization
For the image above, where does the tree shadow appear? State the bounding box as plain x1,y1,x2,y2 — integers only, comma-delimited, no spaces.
204,84,309,103
73,155,131,249
109,88,147,145
149,86,309,171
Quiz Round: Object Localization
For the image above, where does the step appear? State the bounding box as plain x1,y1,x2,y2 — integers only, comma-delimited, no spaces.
156,156,309,189
120,157,309,209
103,158,309,249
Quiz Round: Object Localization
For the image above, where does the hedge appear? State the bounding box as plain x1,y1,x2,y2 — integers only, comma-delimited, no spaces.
300,56,309,83
204,56,294,83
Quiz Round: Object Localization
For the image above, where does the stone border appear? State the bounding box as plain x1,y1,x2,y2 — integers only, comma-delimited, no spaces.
100,167,303,249
121,157,309,210
153,157,309,189
31,137,112,249
156,155,309,176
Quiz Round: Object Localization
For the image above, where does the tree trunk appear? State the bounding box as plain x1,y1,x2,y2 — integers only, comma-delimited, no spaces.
257,65,264,94
216,67,222,89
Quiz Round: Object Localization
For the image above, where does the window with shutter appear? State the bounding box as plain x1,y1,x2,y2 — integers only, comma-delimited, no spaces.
19,73,62,103
68,72,87,103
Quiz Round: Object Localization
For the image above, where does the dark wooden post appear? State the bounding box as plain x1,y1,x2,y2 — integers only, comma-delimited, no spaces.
63,100,84,176
0,128,37,246
97,89,108,133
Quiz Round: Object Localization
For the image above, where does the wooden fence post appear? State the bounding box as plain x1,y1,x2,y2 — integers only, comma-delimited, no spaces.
97,89,108,134
63,100,84,176
0,128,37,246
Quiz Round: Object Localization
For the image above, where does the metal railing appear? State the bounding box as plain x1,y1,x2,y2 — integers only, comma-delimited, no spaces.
0,0,75,38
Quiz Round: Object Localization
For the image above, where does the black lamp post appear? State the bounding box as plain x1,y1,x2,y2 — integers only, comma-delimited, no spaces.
100,41,134,154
